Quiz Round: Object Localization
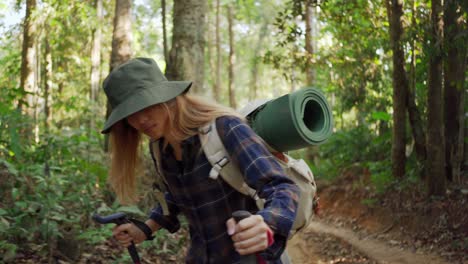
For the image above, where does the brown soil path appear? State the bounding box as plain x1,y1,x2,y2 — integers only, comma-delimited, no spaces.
287,219,449,264
285,169,468,264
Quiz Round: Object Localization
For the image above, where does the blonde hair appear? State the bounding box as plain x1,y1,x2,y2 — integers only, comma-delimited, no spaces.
108,93,242,204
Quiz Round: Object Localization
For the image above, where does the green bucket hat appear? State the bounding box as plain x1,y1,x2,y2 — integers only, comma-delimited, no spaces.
101,57,192,133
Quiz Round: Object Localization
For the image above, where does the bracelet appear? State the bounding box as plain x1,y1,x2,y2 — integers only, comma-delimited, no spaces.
129,218,155,241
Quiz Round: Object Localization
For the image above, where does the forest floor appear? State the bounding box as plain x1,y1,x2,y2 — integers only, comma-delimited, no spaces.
13,168,467,264
286,168,468,264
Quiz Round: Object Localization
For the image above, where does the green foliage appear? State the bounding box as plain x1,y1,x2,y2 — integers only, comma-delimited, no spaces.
0,104,109,257
370,111,391,122
0,240,17,263
263,0,429,195
366,159,393,193
144,228,187,255
314,124,389,177
77,225,113,245
263,2,309,83
313,114,394,194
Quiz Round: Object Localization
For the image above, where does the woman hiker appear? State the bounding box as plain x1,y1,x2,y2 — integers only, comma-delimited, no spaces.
102,57,299,263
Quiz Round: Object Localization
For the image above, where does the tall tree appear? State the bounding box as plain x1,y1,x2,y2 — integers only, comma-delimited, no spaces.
249,22,268,100
105,0,133,151
109,0,132,71
426,0,446,196
304,1,320,165
206,0,218,100
162,0,169,65
443,0,466,184
305,0,316,85
214,0,221,101
43,30,52,132
386,0,408,179
19,0,38,117
227,4,236,109
166,0,207,94
407,0,426,177
90,0,103,103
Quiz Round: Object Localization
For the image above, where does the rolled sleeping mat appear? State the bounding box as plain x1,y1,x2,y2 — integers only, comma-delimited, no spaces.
242,87,333,152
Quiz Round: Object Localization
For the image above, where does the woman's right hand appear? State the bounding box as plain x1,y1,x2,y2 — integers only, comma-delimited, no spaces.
112,223,146,247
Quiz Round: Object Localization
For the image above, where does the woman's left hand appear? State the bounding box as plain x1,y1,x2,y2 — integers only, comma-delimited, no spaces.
226,214,273,255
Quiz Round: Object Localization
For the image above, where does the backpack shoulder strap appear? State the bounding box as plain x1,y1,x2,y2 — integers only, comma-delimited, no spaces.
149,140,170,215
199,120,264,209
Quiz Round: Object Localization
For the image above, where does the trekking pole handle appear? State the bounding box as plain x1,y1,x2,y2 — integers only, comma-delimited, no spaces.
232,210,258,264
92,213,141,264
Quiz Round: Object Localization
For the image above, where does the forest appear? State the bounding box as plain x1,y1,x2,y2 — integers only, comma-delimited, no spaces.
0,0,466,263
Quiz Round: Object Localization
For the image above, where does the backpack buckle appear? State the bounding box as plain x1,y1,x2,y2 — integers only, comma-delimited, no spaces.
199,124,212,134
209,157,229,179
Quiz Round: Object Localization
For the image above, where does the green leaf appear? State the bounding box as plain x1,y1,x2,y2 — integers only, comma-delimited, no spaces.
49,214,68,222
14,201,27,209
0,216,10,232
0,241,17,262
371,111,391,122
0,158,18,176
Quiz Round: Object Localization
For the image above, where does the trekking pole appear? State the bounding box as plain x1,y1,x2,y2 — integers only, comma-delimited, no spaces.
232,210,257,264
92,212,141,264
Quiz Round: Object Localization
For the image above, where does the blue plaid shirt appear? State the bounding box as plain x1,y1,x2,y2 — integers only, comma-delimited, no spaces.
149,115,299,263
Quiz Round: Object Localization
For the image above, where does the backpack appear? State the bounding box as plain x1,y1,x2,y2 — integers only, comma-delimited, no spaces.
149,118,318,238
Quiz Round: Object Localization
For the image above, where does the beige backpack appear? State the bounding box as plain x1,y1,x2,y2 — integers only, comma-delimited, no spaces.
150,119,317,238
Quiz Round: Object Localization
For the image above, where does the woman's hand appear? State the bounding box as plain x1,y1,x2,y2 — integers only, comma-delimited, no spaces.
112,223,146,248
226,214,273,255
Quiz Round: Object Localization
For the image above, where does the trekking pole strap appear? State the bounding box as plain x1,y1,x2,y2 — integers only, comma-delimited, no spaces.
129,218,155,241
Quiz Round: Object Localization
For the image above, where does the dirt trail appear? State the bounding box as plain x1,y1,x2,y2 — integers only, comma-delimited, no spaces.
287,219,449,264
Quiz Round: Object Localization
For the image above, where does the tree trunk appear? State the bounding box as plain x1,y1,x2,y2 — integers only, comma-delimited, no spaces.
206,0,215,98
227,5,236,109
407,82,427,170
90,0,103,103
166,0,207,94
426,0,446,196
33,40,41,142
109,0,132,71
305,1,319,165
249,22,268,100
290,59,297,93
19,0,38,118
44,36,52,132
386,0,408,179
105,0,133,152
162,0,169,65
407,0,426,177
213,0,221,101
443,0,466,184
42,32,52,227
305,1,316,85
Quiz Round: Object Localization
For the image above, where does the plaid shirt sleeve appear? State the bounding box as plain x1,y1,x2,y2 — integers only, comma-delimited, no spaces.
148,191,181,233
217,116,300,260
